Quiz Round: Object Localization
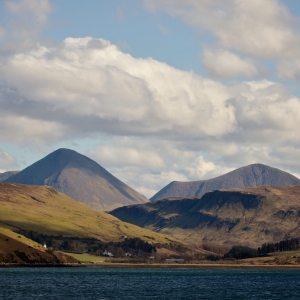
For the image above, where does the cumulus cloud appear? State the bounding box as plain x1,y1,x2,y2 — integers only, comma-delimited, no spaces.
0,37,237,142
86,139,232,197
229,80,300,145
203,48,264,79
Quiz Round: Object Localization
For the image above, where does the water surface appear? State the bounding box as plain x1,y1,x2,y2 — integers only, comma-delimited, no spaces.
1,267,299,299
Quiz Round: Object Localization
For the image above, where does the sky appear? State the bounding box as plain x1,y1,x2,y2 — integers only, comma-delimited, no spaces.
1,0,300,198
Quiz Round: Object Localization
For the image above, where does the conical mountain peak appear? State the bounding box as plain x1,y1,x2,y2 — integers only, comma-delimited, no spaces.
4,148,148,211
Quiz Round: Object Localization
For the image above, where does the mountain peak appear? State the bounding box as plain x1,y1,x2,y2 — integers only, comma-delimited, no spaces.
4,148,148,210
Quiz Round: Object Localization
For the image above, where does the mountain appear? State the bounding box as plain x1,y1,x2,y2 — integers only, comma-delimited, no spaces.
0,171,19,182
151,164,300,201
4,148,148,211
111,185,300,247
0,182,176,244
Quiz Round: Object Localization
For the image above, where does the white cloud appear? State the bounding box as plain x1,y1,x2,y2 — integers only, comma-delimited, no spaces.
144,0,300,60
230,80,300,144
0,37,237,141
85,138,236,197
203,48,264,79
0,115,67,145
2,0,54,54
6,0,53,25
144,0,300,80
88,146,165,169
277,60,300,80
0,149,17,171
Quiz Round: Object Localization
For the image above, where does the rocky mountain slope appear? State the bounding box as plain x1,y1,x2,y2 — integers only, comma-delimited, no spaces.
151,164,300,201
4,148,148,211
111,185,300,247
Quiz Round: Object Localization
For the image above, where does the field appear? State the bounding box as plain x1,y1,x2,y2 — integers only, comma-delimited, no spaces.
61,252,106,262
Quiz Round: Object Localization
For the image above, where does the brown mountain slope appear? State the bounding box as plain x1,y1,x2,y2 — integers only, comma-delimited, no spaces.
151,164,300,201
0,182,176,244
4,148,148,211
111,185,300,247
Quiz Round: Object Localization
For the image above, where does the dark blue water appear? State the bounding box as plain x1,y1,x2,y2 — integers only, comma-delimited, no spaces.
0,267,300,299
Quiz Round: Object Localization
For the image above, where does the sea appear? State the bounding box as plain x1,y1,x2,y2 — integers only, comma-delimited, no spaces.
0,267,300,299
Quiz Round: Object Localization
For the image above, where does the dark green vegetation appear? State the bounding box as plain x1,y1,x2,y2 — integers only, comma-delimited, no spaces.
111,185,300,247
258,238,299,255
21,231,156,258
224,246,258,259
151,163,300,201
207,237,300,261
3,148,148,211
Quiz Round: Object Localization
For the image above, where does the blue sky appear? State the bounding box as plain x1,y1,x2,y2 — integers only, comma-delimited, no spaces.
1,0,300,197
44,1,203,73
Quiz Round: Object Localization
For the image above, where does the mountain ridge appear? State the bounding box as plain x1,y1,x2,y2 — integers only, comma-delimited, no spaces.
151,163,300,201
111,185,300,247
0,171,19,182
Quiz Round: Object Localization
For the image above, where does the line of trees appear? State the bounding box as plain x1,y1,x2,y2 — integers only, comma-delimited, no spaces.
258,238,299,255
207,237,300,260
19,230,156,257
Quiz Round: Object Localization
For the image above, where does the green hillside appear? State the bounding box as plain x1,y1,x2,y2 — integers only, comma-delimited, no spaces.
0,182,176,244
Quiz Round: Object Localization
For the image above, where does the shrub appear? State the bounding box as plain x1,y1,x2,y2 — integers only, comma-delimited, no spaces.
224,246,257,259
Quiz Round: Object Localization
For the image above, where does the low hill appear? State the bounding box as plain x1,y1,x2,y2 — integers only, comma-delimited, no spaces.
0,228,78,264
0,171,19,182
0,182,176,245
151,164,300,201
4,148,148,211
111,185,300,247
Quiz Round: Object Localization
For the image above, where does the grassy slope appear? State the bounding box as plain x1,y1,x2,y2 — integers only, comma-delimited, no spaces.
0,228,45,252
0,183,176,244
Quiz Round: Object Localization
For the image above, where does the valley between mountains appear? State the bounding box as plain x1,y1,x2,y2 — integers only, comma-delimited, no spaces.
1,148,300,265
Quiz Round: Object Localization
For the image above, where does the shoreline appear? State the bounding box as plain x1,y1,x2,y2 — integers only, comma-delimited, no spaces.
2,262,300,269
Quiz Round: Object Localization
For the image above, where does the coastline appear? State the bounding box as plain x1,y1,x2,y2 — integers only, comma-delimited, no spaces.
2,262,300,269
